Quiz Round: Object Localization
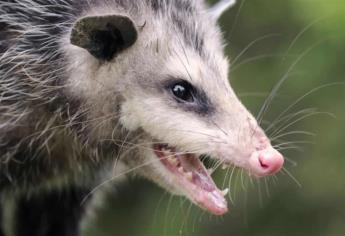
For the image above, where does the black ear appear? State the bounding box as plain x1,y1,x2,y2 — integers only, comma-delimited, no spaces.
70,15,138,61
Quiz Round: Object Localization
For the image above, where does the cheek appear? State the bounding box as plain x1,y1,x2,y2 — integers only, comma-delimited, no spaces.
120,98,216,149
119,100,142,131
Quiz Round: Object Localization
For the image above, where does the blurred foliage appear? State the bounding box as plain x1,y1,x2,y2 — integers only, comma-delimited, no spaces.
84,0,345,235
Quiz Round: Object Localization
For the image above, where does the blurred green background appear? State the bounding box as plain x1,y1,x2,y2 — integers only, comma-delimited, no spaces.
84,0,345,235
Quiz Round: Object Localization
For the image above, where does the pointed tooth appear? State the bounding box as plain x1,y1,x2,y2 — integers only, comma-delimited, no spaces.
221,188,229,196
167,157,178,166
163,150,169,156
185,172,193,181
207,168,215,175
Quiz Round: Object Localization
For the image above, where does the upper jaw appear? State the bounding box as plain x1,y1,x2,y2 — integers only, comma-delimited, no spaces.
152,144,229,215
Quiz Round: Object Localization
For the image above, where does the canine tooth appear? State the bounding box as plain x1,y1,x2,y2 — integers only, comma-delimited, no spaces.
167,157,178,165
221,188,229,196
163,149,170,154
207,168,215,175
185,172,193,181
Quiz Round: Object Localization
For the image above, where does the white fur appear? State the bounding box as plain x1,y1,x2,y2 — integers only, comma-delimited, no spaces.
60,0,269,195
1,0,273,222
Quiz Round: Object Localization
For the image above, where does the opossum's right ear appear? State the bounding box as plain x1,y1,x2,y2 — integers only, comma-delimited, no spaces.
70,15,138,61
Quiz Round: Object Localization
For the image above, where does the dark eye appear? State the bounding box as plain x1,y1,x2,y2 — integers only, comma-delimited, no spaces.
171,81,195,102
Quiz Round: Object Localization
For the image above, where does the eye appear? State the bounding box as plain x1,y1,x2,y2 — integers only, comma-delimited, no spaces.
171,81,195,102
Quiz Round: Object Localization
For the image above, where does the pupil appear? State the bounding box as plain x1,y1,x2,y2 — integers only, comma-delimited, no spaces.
170,81,195,102
173,85,186,97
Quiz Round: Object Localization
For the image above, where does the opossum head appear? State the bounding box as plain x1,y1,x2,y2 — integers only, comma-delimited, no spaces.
66,0,284,215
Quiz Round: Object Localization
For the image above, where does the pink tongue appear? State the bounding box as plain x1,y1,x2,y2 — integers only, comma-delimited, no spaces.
195,189,228,215
193,171,228,215
193,171,216,191
178,155,228,215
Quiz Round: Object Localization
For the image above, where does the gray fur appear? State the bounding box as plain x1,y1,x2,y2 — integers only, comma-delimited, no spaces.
0,0,277,235
0,0,228,193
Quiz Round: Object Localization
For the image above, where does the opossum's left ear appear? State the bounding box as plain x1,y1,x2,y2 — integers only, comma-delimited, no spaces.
209,0,236,20
70,15,138,61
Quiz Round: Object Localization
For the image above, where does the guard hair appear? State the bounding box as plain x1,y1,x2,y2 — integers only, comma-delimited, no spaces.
0,1,284,235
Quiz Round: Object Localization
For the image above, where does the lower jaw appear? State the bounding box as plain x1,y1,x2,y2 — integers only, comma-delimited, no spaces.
153,144,229,215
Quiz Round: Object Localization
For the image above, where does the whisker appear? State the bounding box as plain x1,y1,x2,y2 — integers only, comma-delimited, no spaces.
232,33,281,65
257,39,326,125
179,202,193,235
222,164,231,189
81,147,210,205
264,177,270,198
211,120,229,137
228,0,246,37
172,48,194,82
240,168,247,191
283,156,298,167
269,82,345,130
271,111,335,138
282,167,302,188
164,195,174,236
257,178,263,207
266,107,317,134
233,168,241,202
270,130,315,142
274,140,314,148
153,191,168,232
231,54,296,73
227,165,236,205
283,16,327,61
275,146,305,152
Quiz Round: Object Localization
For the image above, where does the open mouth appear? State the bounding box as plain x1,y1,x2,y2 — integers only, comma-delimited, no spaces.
153,144,229,215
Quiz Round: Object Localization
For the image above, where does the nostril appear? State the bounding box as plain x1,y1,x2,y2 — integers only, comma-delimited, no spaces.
258,157,269,169
249,148,284,177
257,149,284,174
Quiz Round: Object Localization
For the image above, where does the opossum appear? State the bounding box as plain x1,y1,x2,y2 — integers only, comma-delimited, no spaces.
0,0,284,235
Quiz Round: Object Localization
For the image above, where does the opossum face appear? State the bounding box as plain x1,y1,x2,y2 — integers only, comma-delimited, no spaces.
119,46,284,215
68,4,283,215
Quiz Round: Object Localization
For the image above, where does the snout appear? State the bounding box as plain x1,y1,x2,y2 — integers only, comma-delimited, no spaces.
249,148,284,177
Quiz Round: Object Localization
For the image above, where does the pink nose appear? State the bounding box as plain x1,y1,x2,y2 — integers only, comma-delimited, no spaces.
249,148,284,177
